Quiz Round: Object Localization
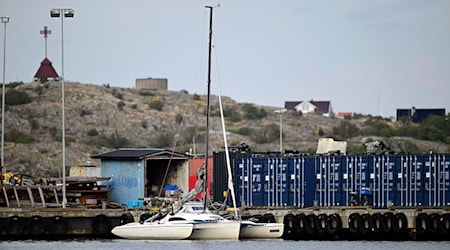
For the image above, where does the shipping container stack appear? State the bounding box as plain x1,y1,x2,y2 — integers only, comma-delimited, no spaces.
213,152,450,209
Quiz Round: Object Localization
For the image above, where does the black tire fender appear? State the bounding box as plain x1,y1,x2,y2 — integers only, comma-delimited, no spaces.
304,214,317,235
438,213,450,236
120,213,134,225
28,215,47,235
282,214,297,238
92,215,112,235
294,213,306,235
263,213,276,223
428,213,440,235
383,212,395,234
359,214,373,235
371,213,384,234
7,216,24,235
326,213,342,236
315,213,327,235
348,213,361,234
415,213,429,235
393,213,408,234
49,216,68,235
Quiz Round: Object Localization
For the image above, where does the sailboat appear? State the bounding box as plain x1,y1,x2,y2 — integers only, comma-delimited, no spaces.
184,5,240,240
112,5,240,241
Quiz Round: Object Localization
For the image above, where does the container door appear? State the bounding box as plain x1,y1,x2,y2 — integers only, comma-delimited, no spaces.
236,157,250,207
250,157,264,206
264,158,276,206
270,157,288,206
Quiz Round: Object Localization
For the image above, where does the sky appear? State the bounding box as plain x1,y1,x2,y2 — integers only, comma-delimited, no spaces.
1,0,449,117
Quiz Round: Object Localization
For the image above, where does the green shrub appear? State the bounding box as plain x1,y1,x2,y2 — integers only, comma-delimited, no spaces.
223,107,242,122
139,91,154,97
117,101,125,110
87,128,99,137
5,129,34,143
130,104,137,109
80,109,93,117
5,89,32,105
242,103,267,120
149,100,164,111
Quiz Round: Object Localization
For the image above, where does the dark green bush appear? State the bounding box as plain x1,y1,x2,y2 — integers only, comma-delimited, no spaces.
117,101,125,110
5,89,32,105
5,129,34,143
149,100,164,111
242,103,267,120
87,128,99,137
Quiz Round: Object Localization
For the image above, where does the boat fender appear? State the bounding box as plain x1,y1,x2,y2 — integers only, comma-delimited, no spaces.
295,214,306,236
415,213,429,235
326,213,342,236
348,213,360,234
438,213,450,236
382,212,395,234
282,214,297,239
7,216,24,235
49,216,68,235
393,213,408,234
263,213,276,223
28,215,47,235
315,214,327,235
359,214,373,236
304,214,317,236
0,218,5,234
371,213,384,235
120,213,134,225
428,213,440,235
92,215,112,235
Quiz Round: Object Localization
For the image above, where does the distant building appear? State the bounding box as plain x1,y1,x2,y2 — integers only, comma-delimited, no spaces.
396,107,446,123
33,57,59,82
337,112,354,119
284,100,333,117
136,78,168,91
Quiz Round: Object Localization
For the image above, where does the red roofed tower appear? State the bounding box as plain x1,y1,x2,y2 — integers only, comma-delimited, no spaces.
34,26,59,82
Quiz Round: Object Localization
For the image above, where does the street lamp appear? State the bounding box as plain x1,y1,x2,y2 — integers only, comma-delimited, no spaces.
51,8,74,208
274,108,287,153
1,16,9,179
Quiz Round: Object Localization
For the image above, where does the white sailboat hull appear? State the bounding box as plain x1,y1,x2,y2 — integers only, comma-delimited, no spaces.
111,222,194,240
239,222,284,239
190,221,241,240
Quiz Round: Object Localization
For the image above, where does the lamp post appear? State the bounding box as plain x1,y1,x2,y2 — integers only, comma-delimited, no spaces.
50,8,74,208
1,16,9,178
274,108,287,153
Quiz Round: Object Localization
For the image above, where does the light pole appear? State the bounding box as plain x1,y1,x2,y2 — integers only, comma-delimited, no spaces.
274,108,287,153
51,8,73,208
1,16,9,179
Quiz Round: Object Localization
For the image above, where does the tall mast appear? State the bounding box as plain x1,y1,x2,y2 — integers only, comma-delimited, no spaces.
204,5,213,211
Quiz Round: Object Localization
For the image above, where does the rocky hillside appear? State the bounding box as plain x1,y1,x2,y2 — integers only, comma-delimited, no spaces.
2,82,448,177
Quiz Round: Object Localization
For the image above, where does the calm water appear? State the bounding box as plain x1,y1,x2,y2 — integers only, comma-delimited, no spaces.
1,239,449,250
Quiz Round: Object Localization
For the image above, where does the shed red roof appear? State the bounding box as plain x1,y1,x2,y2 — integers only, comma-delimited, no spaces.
34,57,59,81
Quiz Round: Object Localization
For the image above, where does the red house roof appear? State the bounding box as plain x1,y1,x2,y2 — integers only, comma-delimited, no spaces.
34,57,59,82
